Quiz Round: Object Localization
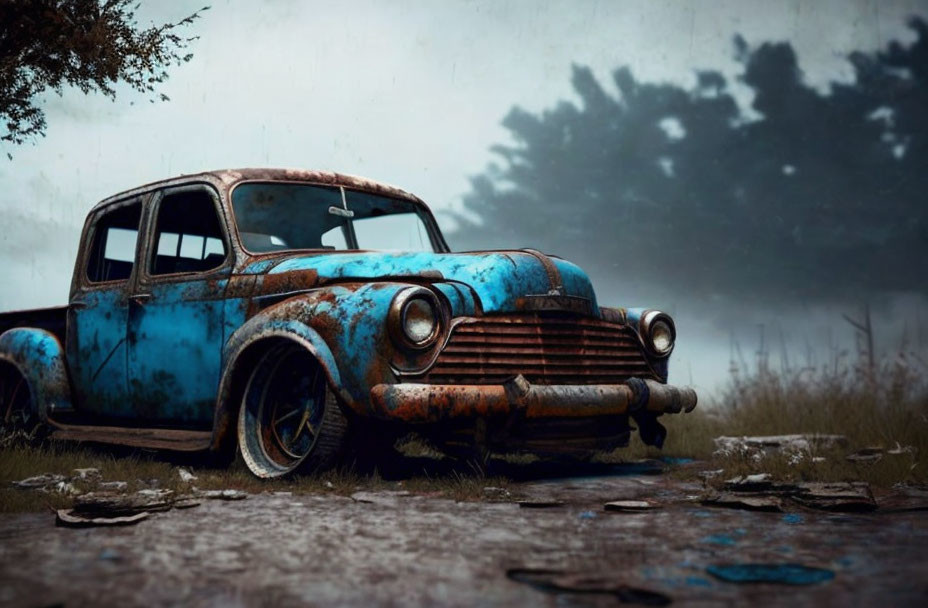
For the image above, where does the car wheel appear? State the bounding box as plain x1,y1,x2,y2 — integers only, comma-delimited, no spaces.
0,366,42,444
237,343,348,478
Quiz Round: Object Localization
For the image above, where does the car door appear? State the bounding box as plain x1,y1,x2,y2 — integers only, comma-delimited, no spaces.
68,197,144,421
127,184,232,427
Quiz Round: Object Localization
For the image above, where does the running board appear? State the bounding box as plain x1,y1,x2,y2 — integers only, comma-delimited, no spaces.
48,422,212,452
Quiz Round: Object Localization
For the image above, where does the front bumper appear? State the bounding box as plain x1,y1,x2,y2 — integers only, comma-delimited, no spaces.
369,375,697,423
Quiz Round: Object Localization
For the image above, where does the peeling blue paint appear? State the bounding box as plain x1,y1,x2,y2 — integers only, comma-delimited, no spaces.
69,287,130,417
127,277,229,425
248,250,598,314
0,327,72,417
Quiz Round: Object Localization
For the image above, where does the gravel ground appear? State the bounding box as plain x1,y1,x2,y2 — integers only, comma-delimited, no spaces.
1,471,926,607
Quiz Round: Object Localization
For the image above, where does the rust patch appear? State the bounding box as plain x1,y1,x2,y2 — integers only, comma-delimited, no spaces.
258,269,320,295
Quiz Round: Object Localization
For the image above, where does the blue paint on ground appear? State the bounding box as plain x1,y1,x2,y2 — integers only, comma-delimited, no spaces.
685,576,713,588
578,510,597,520
783,513,804,524
707,564,835,585
702,534,737,546
661,457,695,465
835,556,856,567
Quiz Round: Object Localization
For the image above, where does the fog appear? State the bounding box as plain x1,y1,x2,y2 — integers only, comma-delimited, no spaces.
2,0,926,398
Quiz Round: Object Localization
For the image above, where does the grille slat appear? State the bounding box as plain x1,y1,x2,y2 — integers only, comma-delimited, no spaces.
422,314,655,386
434,355,646,365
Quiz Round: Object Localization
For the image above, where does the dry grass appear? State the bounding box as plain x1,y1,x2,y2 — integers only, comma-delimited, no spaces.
602,349,928,486
0,439,513,513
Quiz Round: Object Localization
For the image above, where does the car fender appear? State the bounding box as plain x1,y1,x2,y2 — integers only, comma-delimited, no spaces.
0,328,73,420
210,311,342,453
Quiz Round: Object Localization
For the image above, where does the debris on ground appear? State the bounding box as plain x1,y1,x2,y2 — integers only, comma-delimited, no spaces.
71,468,102,482
792,482,876,512
173,498,201,509
11,474,66,490
198,489,248,501
483,486,511,500
55,509,150,528
706,563,835,585
713,434,846,462
707,477,876,512
845,447,884,464
603,500,657,512
506,568,672,605
98,481,128,491
702,493,783,512
349,491,410,505
176,468,198,483
54,489,178,527
73,489,176,515
52,481,81,496
723,474,798,494
887,442,917,456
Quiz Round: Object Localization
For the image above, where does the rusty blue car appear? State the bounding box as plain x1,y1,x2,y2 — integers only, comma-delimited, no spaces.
0,169,696,477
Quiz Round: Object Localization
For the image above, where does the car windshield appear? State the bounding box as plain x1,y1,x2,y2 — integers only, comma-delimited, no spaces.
231,183,439,253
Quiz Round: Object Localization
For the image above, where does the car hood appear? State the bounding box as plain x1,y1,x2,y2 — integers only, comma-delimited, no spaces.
244,250,599,314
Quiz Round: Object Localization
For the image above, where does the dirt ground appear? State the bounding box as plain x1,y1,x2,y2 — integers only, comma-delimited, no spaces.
1,463,927,608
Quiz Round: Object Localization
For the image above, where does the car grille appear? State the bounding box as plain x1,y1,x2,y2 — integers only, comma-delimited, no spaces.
419,314,656,385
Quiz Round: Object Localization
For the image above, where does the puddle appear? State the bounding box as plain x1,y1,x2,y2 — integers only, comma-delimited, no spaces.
707,564,835,585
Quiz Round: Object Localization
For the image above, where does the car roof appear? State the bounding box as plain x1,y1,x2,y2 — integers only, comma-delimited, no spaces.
89,168,424,214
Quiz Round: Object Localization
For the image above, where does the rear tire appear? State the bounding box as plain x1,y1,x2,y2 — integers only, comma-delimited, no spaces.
237,343,348,478
0,365,42,445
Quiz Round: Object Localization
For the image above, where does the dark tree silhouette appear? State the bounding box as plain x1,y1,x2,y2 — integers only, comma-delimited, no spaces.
451,17,928,304
0,0,207,149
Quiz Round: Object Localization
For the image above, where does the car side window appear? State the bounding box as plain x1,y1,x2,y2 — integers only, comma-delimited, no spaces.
86,201,143,283
150,189,228,276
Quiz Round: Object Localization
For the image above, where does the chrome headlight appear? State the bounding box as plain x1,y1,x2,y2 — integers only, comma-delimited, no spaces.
389,287,442,350
640,310,675,357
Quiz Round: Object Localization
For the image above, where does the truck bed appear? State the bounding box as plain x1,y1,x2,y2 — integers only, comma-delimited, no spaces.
0,305,68,343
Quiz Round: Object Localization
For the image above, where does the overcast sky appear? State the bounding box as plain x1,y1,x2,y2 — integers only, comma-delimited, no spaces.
2,0,925,394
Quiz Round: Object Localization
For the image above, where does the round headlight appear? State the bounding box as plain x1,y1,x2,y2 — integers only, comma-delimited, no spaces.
389,287,443,350
403,297,437,345
640,310,675,357
649,320,674,355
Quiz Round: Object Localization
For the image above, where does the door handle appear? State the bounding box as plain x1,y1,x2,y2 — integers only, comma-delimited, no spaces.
129,293,152,305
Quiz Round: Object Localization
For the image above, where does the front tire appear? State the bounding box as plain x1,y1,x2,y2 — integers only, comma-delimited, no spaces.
237,343,348,478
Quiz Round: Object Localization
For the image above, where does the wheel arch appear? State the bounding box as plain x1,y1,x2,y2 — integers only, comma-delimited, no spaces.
0,328,72,421
209,321,344,454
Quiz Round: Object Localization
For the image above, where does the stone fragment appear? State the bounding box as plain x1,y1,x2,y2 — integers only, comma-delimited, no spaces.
11,474,65,489
56,509,149,527
199,489,248,501
604,500,656,512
